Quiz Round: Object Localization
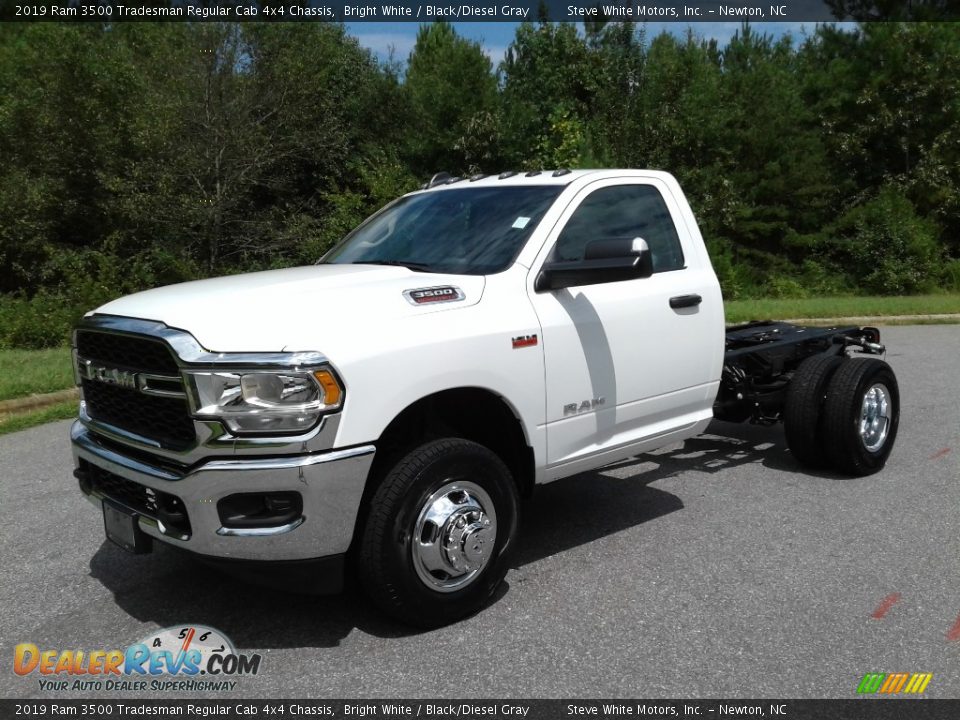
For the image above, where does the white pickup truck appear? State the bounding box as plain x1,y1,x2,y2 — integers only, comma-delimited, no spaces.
71,169,899,626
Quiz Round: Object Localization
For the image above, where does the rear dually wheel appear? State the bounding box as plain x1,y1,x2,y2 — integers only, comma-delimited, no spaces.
783,354,844,470
821,358,900,476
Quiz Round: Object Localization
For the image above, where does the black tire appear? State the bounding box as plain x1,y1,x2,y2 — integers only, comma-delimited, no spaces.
357,438,520,628
783,354,844,469
822,358,900,476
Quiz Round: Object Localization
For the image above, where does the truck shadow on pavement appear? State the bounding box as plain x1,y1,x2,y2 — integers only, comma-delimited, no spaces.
88,420,823,647
642,419,848,479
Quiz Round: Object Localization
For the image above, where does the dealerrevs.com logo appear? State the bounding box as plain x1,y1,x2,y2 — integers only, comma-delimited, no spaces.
13,625,261,692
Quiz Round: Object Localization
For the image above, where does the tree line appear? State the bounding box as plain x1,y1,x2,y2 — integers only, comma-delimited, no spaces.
1,20,958,347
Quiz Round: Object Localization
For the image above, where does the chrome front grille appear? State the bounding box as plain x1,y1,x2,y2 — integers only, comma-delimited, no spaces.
75,330,195,451
76,330,180,375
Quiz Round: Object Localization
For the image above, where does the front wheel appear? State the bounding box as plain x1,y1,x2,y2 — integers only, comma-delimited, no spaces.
357,438,519,627
822,358,900,476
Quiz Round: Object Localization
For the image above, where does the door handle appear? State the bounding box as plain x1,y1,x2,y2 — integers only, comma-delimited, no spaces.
669,294,702,309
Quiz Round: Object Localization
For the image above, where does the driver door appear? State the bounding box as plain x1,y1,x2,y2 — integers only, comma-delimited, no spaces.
528,177,721,477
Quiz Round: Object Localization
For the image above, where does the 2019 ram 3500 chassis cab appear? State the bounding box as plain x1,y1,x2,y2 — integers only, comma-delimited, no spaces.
70,170,899,627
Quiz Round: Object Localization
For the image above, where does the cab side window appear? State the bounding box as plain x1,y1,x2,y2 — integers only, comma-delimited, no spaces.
553,185,685,272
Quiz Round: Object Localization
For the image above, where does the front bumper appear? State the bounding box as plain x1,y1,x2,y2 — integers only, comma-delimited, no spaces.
71,421,375,564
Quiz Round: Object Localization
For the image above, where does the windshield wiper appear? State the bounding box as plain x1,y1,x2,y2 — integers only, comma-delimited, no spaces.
352,260,435,272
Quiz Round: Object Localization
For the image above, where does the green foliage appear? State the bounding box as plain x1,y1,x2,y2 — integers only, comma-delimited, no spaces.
803,23,960,252
833,187,943,294
404,22,498,174
765,277,809,300
289,152,420,265
533,107,587,169
0,246,201,349
499,21,592,168
1,21,960,349
0,294,80,350
943,260,960,292
454,110,504,174
706,240,748,301
798,259,848,297
0,23,400,285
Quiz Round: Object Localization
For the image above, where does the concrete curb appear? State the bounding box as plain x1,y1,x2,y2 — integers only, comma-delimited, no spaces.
781,313,960,326
729,313,960,327
0,388,78,417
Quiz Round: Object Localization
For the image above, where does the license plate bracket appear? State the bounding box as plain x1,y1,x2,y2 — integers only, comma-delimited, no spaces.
103,500,152,554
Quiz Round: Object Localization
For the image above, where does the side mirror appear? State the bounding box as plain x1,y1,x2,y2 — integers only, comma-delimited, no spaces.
535,237,653,292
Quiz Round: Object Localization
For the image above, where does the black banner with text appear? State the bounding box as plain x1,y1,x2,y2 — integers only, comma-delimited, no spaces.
3,700,960,720
2,0,959,23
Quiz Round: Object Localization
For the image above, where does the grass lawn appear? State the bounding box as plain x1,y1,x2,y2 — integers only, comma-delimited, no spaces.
0,400,76,436
0,346,75,402
724,294,960,324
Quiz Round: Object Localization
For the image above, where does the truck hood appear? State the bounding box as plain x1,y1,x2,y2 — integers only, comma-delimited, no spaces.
92,264,486,352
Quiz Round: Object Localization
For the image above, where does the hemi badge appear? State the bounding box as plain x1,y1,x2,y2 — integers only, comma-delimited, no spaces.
403,286,465,305
512,334,538,349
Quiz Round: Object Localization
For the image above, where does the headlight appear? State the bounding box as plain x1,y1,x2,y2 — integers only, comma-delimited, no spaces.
185,365,343,435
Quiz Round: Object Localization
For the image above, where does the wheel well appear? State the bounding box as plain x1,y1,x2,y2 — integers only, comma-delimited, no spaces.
369,388,535,500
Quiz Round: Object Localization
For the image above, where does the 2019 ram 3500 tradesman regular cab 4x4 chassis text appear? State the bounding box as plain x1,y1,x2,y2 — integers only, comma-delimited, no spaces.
71,170,899,626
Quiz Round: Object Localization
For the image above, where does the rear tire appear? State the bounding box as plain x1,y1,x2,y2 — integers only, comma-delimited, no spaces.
357,438,519,628
822,358,899,476
783,354,844,469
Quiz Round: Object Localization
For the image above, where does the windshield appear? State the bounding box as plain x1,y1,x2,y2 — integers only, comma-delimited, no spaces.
323,185,563,275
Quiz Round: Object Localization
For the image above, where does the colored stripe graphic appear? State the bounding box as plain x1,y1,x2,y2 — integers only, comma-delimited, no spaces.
880,673,908,693
904,673,933,694
857,674,885,694
858,672,932,694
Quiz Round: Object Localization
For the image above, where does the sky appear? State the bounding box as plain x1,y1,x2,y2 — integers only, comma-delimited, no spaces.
345,21,856,66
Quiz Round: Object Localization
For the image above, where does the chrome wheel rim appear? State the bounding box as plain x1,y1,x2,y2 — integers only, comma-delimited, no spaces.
860,383,891,453
412,480,497,593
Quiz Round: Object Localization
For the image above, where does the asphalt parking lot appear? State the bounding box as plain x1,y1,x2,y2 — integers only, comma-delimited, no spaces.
1,325,958,700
